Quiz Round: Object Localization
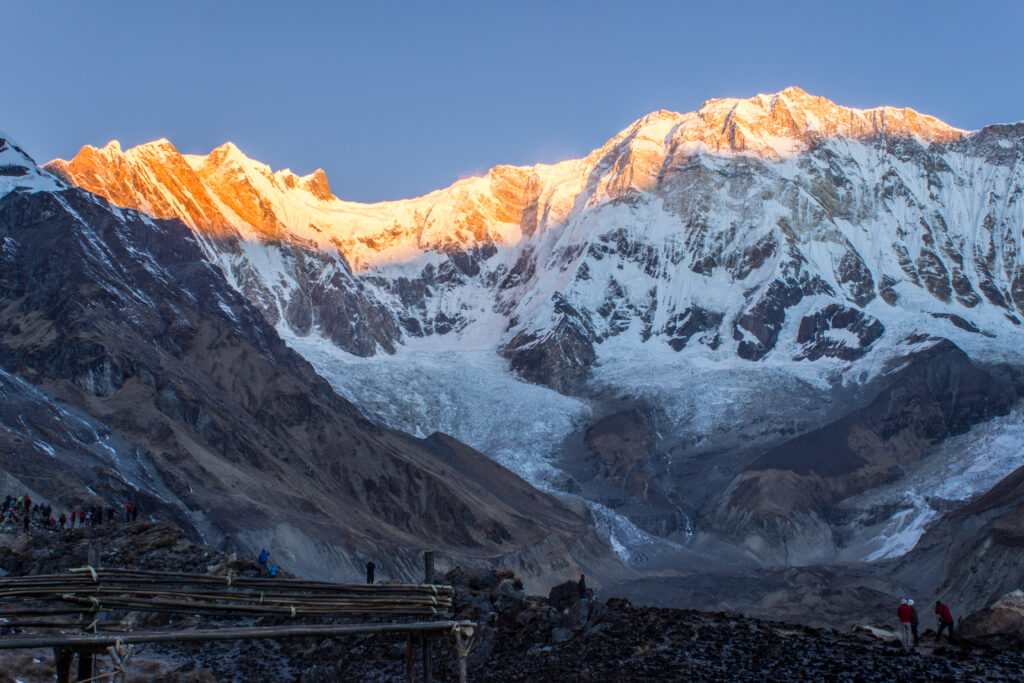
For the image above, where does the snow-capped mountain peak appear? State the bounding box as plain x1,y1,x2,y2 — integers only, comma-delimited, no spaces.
0,133,63,196
33,87,1024,576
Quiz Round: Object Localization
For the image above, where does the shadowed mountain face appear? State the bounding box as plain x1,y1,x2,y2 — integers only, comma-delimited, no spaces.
707,338,1019,565
0,142,620,589
894,461,1024,622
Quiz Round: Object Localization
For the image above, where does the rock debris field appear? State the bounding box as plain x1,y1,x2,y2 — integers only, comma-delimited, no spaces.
2,523,1024,681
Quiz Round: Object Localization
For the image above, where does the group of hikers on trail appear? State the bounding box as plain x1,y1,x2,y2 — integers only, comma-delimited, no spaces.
257,548,280,578
897,598,956,650
1,493,142,534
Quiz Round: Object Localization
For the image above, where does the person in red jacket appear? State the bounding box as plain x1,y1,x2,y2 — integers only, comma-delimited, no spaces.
935,600,955,641
897,598,913,650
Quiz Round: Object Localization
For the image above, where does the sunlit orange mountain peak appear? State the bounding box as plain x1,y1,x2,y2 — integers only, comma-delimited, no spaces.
46,88,967,271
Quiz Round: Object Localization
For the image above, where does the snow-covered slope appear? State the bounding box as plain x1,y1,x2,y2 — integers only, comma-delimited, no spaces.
47,87,1024,566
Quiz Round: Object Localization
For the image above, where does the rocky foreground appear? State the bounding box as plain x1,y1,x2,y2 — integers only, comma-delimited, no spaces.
2,523,1024,682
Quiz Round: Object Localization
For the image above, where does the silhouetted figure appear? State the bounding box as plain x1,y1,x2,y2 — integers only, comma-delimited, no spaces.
578,573,587,599
366,561,376,584
908,599,920,647
22,515,29,532
259,549,269,576
59,513,67,529
935,601,955,641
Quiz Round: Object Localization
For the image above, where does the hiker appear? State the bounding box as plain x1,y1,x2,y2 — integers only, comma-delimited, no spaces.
935,600,955,641
908,599,920,647
59,513,67,529
366,561,375,584
22,515,29,533
125,502,133,521
578,573,587,599
268,564,279,578
897,598,913,650
132,504,139,521
258,549,269,575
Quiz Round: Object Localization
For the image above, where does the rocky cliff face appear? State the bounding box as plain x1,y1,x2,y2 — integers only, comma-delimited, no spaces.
43,88,1024,568
710,338,1018,564
0,136,621,590
894,460,1024,620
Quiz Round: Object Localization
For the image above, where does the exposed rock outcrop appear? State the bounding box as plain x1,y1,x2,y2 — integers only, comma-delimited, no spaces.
710,338,1017,564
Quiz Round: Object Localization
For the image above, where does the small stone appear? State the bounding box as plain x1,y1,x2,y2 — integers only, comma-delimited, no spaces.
551,627,573,644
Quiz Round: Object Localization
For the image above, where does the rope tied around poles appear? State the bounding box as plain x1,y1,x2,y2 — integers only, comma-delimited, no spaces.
70,566,99,582
73,638,133,683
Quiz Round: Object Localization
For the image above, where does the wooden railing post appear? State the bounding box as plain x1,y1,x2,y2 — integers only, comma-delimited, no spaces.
87,541,101,568
76,649,93,681
79,542,101,679
53,647,73,683
454,627,468,683
405,633,416,683
423,551,434,683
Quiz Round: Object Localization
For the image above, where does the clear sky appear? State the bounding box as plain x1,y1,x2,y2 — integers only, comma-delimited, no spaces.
5,0,1023,202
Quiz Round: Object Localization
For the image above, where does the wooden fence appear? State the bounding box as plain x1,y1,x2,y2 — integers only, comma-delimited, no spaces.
0,552,473,682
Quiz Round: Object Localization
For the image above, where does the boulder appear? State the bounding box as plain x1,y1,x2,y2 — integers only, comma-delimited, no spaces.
549,580,581,611
567,598,592,631
960,590,1024,648
469,570,499,590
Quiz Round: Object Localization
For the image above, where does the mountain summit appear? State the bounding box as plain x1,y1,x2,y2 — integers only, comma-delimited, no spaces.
46,88,965,269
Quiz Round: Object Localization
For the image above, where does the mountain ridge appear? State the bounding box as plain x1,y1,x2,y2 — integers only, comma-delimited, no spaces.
45,87,969,270
39,88,1024,579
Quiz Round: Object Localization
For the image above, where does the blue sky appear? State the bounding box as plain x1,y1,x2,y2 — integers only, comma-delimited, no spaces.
5,0,1023,202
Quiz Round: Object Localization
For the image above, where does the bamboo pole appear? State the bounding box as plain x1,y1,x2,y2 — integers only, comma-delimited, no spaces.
0,620,477,650
405,633,416,683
